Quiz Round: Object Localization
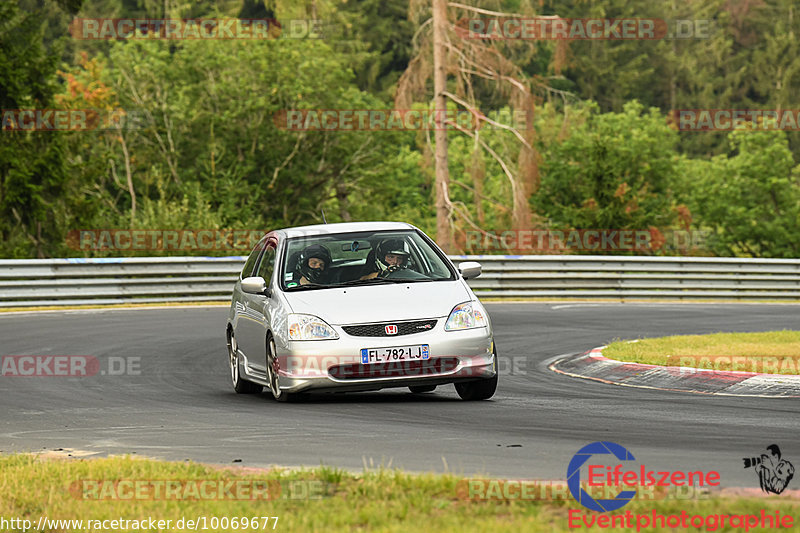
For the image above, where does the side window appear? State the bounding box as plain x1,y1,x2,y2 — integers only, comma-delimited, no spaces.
241,239,266,279
255,244,276,286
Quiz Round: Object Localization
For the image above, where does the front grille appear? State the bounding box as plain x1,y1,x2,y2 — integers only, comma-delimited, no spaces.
329,357,460,379
342,319,437,337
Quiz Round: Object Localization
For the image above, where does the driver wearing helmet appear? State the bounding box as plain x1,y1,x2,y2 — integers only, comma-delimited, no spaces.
296,244,332,285
361,238,411,279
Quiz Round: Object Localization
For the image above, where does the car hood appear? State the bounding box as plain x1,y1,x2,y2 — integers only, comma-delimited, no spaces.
283,281,471,325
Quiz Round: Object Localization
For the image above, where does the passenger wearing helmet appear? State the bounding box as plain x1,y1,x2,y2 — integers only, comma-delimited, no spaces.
361,238,411,279
296,244,332,285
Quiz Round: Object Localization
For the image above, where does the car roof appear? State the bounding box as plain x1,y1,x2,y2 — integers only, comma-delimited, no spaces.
279,221,416,239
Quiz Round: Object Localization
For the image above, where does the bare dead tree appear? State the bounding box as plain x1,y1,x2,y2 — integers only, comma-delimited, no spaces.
432,0,453,251
397,1,568,251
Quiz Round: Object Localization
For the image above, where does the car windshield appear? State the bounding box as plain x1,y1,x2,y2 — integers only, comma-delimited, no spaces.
281,230,454,291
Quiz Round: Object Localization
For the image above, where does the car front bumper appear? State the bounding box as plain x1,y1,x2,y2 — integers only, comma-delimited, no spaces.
268,323,495,394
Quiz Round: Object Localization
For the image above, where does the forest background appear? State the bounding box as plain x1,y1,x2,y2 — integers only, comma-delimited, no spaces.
2,0,799,258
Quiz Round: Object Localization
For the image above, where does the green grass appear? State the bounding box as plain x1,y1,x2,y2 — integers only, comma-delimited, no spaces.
1,454,799,532
603,330,800,374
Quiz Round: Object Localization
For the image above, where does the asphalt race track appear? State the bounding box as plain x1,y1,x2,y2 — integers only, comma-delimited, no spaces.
1,303,798,487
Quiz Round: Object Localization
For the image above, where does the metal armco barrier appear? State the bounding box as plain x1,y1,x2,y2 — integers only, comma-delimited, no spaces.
1,255,800,307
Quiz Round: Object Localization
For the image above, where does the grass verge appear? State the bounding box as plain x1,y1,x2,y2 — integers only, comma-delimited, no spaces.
603,330,800,374
1,455,799,532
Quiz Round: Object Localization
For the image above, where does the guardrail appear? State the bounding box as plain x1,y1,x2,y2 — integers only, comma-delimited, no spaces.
1,255,799,307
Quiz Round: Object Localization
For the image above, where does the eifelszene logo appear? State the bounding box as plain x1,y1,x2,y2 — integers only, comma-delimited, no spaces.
568,442,638,512
567,441,721,513
743,444,795,494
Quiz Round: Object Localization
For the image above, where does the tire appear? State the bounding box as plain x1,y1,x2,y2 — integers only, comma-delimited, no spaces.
409,385,437,393
455,374,497,400
228,329,262,394
266,334,284,400
454,346,498,401
266,334,305,402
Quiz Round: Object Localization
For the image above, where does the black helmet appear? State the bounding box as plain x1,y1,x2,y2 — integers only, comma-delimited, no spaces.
376,238,411,272
298,244,332,283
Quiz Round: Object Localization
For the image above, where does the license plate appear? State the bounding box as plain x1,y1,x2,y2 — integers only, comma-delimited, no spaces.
361,345,430,364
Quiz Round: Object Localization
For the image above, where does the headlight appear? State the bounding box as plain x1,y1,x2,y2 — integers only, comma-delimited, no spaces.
445,301,488,331
288,314,339,340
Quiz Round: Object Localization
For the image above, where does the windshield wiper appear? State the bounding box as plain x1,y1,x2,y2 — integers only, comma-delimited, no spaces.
287,277,440,290
338,277,398,286
284,282,333,291
339,277,437,286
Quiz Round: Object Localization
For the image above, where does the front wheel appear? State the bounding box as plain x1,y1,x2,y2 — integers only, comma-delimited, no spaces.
455,374,497,400
266,335,285,401
409,385,437,394
454,347,497,401
228,329,262,394
266,335,305,402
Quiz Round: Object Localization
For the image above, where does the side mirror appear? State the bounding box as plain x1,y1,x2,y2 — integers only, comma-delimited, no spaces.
458,261,482,280
241,276,271,297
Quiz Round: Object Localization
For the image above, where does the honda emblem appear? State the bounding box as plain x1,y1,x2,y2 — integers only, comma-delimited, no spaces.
385,324,398,335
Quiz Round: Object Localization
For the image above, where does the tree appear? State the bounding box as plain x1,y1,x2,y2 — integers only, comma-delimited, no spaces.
0,0,71,258
57,31,420,251
397,0,566,251
684,129,800,257
534,101,680,232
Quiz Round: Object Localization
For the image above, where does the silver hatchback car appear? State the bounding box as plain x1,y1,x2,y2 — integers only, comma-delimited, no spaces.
225,221,497,401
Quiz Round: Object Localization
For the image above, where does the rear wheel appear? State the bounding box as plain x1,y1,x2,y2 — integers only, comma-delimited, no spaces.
409,385,437,394
228,329,262,394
